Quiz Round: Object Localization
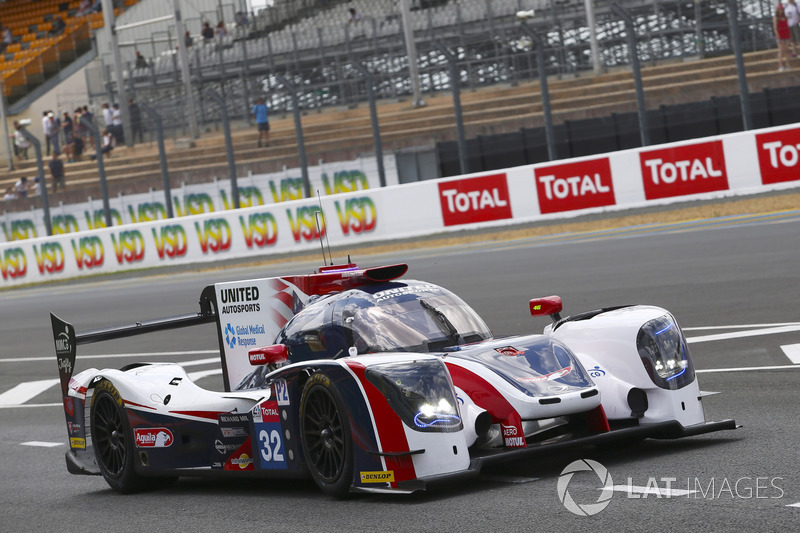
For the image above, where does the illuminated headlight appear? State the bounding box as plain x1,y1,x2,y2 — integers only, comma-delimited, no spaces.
365,360,462,433
636,314,695,390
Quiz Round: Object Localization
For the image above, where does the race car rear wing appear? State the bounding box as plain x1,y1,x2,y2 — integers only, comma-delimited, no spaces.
51,285,219,398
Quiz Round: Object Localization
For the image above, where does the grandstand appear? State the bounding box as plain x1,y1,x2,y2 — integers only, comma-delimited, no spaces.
1,0,798,217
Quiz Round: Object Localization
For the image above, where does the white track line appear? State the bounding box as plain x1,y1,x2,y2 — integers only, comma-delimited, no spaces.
780,344,800,364
686,325,800,344
0,379,60,407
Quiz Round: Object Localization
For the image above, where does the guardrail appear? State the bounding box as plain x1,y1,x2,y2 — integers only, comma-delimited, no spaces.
2,121,800,287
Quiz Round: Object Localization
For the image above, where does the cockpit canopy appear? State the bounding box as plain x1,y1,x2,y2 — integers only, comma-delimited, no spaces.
276,280,493,361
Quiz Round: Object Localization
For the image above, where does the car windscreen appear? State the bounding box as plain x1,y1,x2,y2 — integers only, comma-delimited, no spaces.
340,283,491,354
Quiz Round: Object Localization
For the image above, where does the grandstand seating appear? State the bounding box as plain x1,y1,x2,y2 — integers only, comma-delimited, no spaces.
3,45,797,210
0,0,138,101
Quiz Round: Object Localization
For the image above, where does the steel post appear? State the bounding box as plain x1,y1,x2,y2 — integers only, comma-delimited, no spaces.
205,89,240,209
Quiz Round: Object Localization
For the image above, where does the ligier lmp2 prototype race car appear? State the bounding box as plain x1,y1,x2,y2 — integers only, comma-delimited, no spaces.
52,262,737,496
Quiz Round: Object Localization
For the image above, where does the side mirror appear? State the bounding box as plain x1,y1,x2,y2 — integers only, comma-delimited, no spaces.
249,344,289,366
529,296,563,323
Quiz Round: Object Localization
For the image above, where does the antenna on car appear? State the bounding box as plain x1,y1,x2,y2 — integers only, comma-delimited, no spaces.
315,190,333,265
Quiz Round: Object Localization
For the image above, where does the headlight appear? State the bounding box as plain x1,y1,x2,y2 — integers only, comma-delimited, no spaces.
365,360,462,432
636,314,695,390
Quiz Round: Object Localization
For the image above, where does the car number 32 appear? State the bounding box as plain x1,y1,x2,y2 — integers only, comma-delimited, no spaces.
258,427,286,467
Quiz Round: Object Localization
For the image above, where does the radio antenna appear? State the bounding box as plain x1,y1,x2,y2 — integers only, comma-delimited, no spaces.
315,190,333,265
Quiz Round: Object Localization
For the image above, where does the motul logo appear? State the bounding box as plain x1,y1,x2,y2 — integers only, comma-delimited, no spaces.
249,352,267,365
534,158,616,214
640,141,729,199
134,428,174,448
756,128,800,184
438,173,512,226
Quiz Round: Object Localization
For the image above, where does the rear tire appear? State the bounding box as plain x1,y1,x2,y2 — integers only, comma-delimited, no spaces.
90,379,145,493
299,373,354,498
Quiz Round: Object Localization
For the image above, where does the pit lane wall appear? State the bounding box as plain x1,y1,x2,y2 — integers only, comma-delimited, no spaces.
2,123,800,286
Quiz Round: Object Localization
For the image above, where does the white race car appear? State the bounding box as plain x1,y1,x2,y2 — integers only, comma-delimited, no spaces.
53,262,737,496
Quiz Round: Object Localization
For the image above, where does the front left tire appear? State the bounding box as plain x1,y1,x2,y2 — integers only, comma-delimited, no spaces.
299,373,354,498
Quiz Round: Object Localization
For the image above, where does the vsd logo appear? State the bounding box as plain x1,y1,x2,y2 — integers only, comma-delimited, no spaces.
195,219,231,254
0,248,27,280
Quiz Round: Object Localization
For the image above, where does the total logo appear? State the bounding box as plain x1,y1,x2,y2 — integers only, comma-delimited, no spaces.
134,428,174,448
534,158,616,214
438,173,512,226
639,140,729,200
755,128,800,184
225,323,236,349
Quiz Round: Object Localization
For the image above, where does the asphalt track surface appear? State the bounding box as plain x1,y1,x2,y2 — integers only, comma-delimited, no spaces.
2,209,800,532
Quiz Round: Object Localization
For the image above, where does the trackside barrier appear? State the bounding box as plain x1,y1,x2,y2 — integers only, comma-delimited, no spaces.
2,123,800,287
0,156,399,242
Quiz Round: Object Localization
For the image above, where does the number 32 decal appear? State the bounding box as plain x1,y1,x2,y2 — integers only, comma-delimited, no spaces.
259,428,285,464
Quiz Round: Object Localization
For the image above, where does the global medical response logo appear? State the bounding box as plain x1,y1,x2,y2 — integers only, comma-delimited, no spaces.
438,173,512,227
224,323,236,349
639,140,729,200
534,158,616,214
756,127,800,184
134,428,174,448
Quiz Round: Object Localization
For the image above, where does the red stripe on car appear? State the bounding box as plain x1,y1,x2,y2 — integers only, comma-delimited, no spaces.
345,360,417,485
445,362,526,448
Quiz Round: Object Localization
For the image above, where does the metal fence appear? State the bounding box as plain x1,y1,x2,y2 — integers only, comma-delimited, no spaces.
86,0,778,139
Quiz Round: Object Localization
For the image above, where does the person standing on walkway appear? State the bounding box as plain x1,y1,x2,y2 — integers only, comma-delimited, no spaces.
128,98,143,144
49,152,66,192
786,0,800,57
252,97,270,148
45,112,61,155
775,5,792,71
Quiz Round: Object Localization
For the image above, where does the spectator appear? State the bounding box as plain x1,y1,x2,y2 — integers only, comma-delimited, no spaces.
77,0,91,16
128,98,143,144
3,186,15,202
61,111,73,145
135,50,148,69
235,11,249,36
14,176,28,198
63,133,85,162
102,102,113,131
112,103,124,144
184,30,193,48
201,22,214,41
216,21,228,39
252,97,270,148
90,129,115,160
82,105,94,142
73,108,85,142
786,0,800,57
45,112,61,155
348,7,361,24
32,176,44,196
49,15,66,36
49,152,66,192
774,5,791,71
42,111,51,155
13,121,30,160
1,26,12,53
